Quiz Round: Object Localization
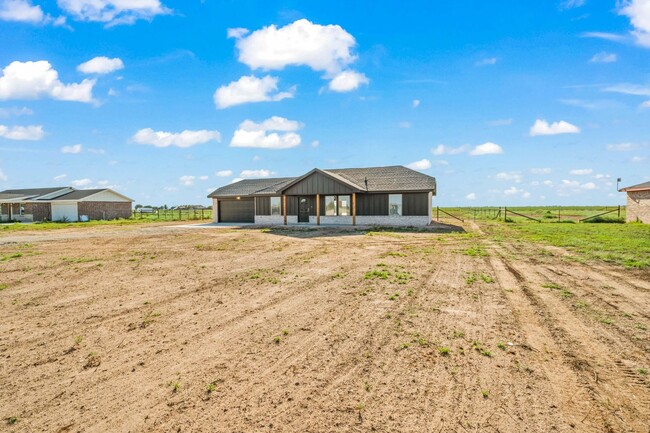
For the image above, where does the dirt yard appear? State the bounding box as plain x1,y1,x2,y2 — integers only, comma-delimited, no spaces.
1,223,648,432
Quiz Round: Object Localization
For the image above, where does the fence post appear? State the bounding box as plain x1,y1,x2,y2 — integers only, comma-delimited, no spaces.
618,205,621,218
436,206,439,221
504,207,507,222
558,208,560,221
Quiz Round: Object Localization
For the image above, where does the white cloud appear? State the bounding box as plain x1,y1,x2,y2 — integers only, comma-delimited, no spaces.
230,177,243,183
0,124,43,140
433,159,449,165
469,142,503,156
0,0,43,22
328,70,369,92
475,57,497,66
631,155,646,162
495,171,522,182
0,106,33,118
561,0,585,8
412,99,420,108
580,32,627,42
531,167,552,174
311,140,320,148
214,75,294,109
619,0,650,47
179,175,195,186
215,170,233,177
487,118,512,126
233,19,357,74
504,186,521,195
0,60,95,103
406,159,431,170
132,128,221,148
0,168,7,181
57,0,171,26
230,116,302,149
543,180,553,186
227,27,249,39
61,143,82,154
199,175,208,181
581,182,597,190
71,178,91,187
604,83,650,96
97,179,109,186
54,173,67,180
77,56,124,74
569,168,593,175
606,142,641,151
240,169,273,178
529,119,580,136
163,186,178,192
589,52,617,63
431,144,468,155
642,100,650,107
465,192,477,200
398,121,412,129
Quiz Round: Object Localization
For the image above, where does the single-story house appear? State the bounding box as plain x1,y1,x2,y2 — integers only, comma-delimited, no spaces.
620,181,650,223
207,165,436,226
0,187,133,223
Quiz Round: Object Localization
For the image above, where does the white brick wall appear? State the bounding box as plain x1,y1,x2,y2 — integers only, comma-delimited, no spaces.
627,190,650,223
255,215,284,225
356,215,431,226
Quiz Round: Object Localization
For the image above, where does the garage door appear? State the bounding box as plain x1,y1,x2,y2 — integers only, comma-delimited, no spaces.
219,199,254,223
52,203,78,222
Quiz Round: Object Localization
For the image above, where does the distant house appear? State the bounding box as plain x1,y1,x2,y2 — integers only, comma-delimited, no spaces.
207,165,436,226
620,181,650,223
0,187,133,223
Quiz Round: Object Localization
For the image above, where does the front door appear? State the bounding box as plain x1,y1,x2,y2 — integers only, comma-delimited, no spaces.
298,197,310,223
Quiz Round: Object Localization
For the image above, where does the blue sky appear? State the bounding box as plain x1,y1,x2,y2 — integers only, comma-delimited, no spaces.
0,0,648,206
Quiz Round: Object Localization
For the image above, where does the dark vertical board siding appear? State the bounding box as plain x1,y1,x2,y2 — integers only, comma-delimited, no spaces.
356,193,388,216
286,196,299,215
403,192,429,216
284,172,355,195
255,197,270,215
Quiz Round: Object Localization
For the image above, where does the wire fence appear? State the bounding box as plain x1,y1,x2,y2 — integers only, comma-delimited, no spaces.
434,206,625,224
132,208,212,221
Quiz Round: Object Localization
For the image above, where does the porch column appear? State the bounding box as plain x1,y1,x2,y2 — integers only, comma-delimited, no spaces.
352,193,356,226
283,195,287,225
316,194,320,225
8,203,12,222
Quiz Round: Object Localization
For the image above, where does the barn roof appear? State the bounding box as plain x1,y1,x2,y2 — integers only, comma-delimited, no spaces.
620,181,650,192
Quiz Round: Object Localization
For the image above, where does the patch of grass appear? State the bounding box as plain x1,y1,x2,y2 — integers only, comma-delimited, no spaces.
496,342,506,350
560,289,573,298
452,330,465,338
7,416,18,425
638,368,647,376
207,382,216,394
74,335,83,346
383,251,407,257
481,349,492,357
466,273,478,285
480,274,494,283
282,329,289,336
273,336,281,344
0,283,7,291
481,390,490,398
388,293,399,301
1,252,23,261
600,317,614,325
170,381,181,393
437,346,451,356
542,282,562,290
463,246,488,257
364,382,372,392
140,311,161,328
365,269,391,280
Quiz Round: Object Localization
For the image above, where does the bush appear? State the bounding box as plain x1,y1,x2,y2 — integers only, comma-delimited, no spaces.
583,217,625,224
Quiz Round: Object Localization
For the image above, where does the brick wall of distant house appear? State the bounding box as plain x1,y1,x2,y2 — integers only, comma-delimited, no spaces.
24,203,51,222
627,190,650,224
77,202,132,220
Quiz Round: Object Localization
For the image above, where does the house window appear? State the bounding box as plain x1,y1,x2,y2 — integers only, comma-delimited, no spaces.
389,194,402,216
270,197,281,216
338,195,350,216
325,196,337,216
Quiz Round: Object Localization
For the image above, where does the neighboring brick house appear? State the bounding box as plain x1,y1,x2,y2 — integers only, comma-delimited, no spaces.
620,181,650,224
0,187,133,222
208,165,436,226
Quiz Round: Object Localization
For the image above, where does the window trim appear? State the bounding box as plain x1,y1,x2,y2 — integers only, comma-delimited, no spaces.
323,194,353,216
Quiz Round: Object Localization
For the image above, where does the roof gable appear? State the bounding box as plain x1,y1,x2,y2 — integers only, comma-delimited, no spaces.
280,169,362,195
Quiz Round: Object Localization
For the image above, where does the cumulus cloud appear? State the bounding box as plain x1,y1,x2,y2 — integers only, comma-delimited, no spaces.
132,128,221,148
71,178,91,187
406,159,431,170
0,106,33,118
631,155,646,162
0,124,43,140
57,0,171,26
530,167,552,174
240,169,273,178
0,60,95,103
465,192,477,200
495,171,522,182
230,116,302,149
328,70,369,92
589,52,617,63
311,140,320,148
581,182,597,190
412,99,420,108
469,142,503,156
431,144,468,155
231,19,367,91
215,170,233,177
179,175,195,186
77,56,124,74
214,75,294,109
61,144,82,153
0,0,43,22
619,0,650,48
529,119,580,136
606,142,642,151
569,168,593,175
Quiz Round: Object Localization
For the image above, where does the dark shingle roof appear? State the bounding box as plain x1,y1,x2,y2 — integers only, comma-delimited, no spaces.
325,166,436,192
50,189,106,200
0,187,68,200
208,178,295,198
621,180,650,191
207,166,436,198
